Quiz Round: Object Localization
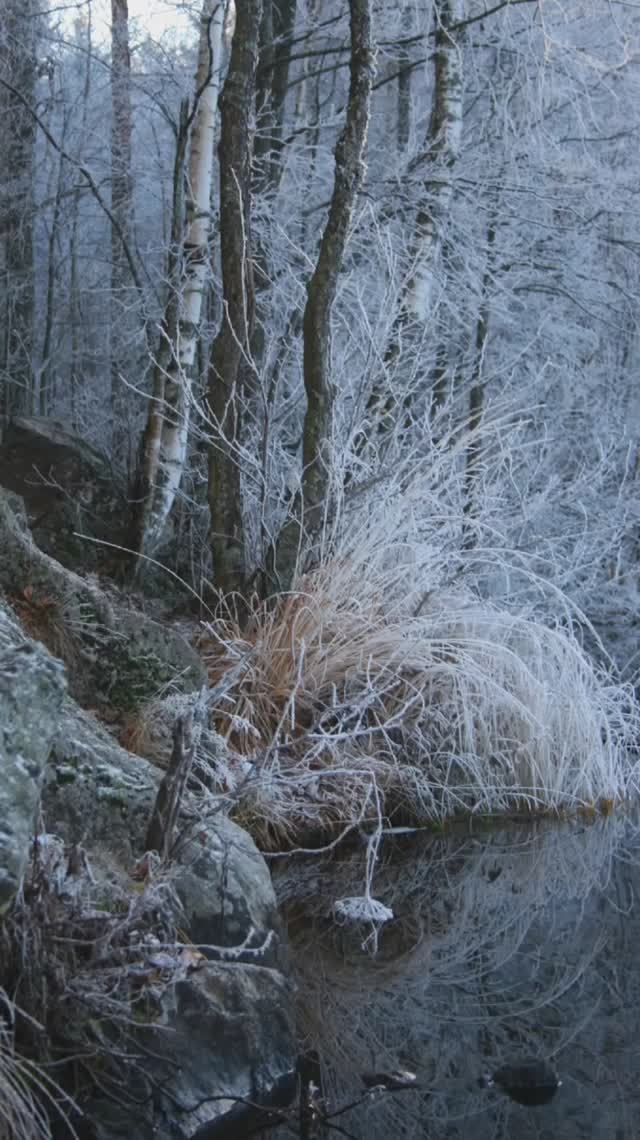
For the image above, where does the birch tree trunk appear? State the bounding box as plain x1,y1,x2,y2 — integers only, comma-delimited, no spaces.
405,0,463,323
207,0,263,598
0,0,38,417
131,0,228,565
271,0,374,588
110,0,135,469
366,0,464,440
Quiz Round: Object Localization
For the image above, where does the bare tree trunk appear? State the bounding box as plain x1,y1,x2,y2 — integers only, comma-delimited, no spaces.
397,3,413,150
271,0,374,588
69,198,82,429
40,140,67,415
110,0,135,469
365,0,464,442
207,0,263,598
404,0,463,322
0,0,38,417
269,0,297,192
254,0,275,188
463,219,496,549
254,0,297,194
131,0,229,566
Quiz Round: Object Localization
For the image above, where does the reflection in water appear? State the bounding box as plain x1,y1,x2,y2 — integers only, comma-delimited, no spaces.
273,816,640,1138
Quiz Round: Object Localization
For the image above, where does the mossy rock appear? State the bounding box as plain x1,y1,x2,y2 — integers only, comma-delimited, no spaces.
0,488,206,713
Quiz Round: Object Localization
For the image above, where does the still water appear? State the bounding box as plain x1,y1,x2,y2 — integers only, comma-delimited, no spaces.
272,816,640,1138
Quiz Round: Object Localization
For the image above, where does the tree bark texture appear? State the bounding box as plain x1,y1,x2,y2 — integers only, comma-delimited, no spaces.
208,0,263,597
365,0,464,442
463,218,496,549
272,0,374,587
110,0,135,469
405,0,464,322
0,0,38,417
132,0,228,565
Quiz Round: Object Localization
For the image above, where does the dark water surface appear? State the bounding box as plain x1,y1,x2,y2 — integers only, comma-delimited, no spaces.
272,816,640,1138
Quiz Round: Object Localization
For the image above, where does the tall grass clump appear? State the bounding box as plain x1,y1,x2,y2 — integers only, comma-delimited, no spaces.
200,419,640,849
0,988,75,1140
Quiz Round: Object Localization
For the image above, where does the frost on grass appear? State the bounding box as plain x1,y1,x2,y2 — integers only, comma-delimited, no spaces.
0,987,77,1140
200,437,640,849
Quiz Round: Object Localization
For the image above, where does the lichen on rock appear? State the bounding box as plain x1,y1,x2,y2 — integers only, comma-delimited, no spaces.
0,611,66,913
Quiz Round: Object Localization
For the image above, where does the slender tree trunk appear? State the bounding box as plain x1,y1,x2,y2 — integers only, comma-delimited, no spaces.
271,0,374,588
40,142,67,415
110,0,135,469
463,220,496,550
69,198,82,430
254,0,275,188
269,0,297,192
397,3,413,150
131,0,228,566
67,4,93,431
207,0,263,597
0,0,38,417
405,0,463,322
254,0,297,195
365,0,464,442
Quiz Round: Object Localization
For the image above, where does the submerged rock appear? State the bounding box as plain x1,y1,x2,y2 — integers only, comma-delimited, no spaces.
487,1058,561,1106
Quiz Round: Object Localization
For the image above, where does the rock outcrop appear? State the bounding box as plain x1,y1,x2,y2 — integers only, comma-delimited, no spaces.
0,416,125,573
0,493,296,1139
0,608,66,913
43,698,295,1140
0,488,205,711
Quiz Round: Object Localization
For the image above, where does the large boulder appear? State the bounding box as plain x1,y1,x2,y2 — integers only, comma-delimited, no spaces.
0,609,66,913
39,697,296,1140
0,416,125,573
0,489,205,711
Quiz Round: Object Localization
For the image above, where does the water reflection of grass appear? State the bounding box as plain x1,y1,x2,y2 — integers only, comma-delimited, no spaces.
276,817,636,1139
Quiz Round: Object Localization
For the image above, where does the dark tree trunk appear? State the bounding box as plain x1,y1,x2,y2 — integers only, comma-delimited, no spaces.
208,0,263,597
110,0,135,470
0,0,38,417
269,0,298,191
271,0,374,587
463,220,496,550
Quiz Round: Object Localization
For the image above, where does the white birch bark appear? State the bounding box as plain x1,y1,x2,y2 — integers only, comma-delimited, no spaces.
363,0,464,447
405,0,464,321
110,0,134,467
135,0,228,558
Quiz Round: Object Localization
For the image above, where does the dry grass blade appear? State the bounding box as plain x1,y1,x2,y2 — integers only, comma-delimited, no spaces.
0,989,79,1140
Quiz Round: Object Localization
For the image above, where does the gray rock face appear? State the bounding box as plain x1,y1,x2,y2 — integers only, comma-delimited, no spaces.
0,492,295,1137
174,820,288,971
40,695,295,1140
82,966,296,1140
0,612,66,913
0,415,125,573
0,488,205,712
44,705,286,966
43,699,158,861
